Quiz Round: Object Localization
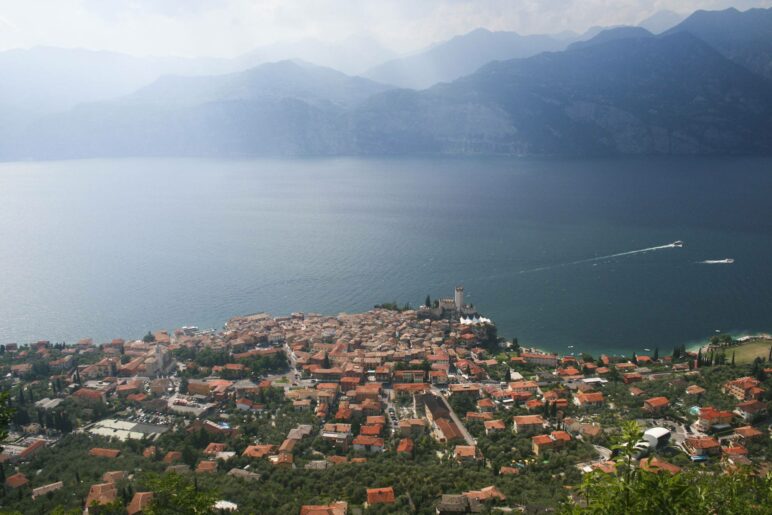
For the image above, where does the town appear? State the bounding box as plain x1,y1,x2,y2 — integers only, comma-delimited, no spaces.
0,287,770,514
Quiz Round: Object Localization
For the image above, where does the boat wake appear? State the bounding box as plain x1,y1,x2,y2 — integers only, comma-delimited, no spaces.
698,259,734,265
519,241,683,274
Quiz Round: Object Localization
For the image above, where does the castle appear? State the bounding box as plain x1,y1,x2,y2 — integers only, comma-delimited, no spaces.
418,286,478,320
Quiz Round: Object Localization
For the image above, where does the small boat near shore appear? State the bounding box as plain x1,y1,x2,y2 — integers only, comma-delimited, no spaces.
672,240,684,248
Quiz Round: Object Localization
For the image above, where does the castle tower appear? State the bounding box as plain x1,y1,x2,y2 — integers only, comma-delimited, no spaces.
454,286,464,310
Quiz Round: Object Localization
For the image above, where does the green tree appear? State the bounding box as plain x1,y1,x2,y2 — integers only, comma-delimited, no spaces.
425,295,431,307
143,473,217,515
143,331,156,343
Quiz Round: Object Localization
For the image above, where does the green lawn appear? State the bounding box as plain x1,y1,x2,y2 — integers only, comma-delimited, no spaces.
730,339,772,364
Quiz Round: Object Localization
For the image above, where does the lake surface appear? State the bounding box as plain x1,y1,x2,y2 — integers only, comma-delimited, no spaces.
1,156,771,356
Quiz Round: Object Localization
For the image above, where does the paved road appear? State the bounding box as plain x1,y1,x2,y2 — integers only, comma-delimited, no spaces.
593,444,612,460
431,387,476,446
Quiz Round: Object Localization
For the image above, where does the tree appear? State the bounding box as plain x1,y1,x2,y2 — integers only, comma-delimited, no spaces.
182,445,196,467
179,377,189,395
143,472,217,515
322,352,331,370
652,347,659,362
143,331,156,343
631,352,638,366
425,295,431,308
731,351,736,367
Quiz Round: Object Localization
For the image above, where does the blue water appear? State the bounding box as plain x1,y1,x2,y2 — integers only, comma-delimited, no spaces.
1,156,771,356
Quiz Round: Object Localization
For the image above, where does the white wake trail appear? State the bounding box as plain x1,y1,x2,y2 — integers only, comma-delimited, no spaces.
519,242,680,274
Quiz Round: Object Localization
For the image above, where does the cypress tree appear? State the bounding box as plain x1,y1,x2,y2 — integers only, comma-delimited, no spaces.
653,347,659,362
731,351,736,367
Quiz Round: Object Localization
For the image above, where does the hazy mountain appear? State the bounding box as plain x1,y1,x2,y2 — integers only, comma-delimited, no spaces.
0,47,234,117
638,10,685,34
235,35,396,76
665,7,772,80
352,32,772,156
20,61,390,159
363,28,565,89
567,27,653,51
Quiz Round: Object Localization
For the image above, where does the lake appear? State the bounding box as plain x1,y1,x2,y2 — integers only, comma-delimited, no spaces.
1,156,771,356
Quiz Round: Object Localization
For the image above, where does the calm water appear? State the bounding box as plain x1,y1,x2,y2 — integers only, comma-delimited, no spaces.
1,156,771,356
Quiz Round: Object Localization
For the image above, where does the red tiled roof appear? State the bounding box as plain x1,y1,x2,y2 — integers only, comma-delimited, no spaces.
366,487,395,505
89,448,121,458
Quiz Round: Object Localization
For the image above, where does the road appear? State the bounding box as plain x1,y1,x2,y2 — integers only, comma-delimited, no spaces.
431,386,476,446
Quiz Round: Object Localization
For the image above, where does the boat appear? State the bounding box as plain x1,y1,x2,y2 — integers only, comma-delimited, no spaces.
672,240,684,248
702,259,734,264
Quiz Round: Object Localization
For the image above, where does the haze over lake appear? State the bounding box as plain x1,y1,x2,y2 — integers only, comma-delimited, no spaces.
1,157,770,355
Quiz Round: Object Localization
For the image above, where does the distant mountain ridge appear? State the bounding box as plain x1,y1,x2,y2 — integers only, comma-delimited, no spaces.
363,28,566,89
4,6,772,160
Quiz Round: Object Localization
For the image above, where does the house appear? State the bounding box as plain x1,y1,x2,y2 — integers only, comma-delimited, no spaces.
573,391,604,408
734,425,763,442
454,445,482,463
352,435,384,453
723,377,765,401
5,473,29,489
127,492,154,515
72,388,106,404
436,494,481,514
462,485,506,503
639,457,681,474
163,451,182,463
196,460,218,473
204,442,227,456
520,352,558,367
322,423,353,449
242,444,275,459
448,384,482,397
396,438,414,455
484,419,506,435
643,397,670,413
685,385,706,396
398,419,427,437
684,436,721,457
695,407,733,432
734,400,767,423
102,470,127,483
31,481,64,500
89,448,121,458
477,398,496,412
509,380,540,393
531,431,572,456
365,487,395,506
622,373,643,384
85,482,118,511
299,501,348,515
513,415,544,434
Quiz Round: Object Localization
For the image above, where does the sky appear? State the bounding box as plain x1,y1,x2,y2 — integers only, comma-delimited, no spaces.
1,0,771,57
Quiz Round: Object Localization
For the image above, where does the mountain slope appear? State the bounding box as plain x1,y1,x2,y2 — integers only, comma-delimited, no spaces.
20,61,390,159
665,7,772,80
567,27,653,51
363,28,565,89
352,32,772,156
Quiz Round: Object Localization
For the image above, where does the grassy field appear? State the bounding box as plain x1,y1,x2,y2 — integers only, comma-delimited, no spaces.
729,339,772,364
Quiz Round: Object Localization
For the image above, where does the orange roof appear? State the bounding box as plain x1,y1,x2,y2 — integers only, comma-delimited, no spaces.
551,430,572,442
5,473,28,489
360,424,383,436
85,482,117,507
196,460,218,473
499,466,519,475
639,457,681,474
204,442,226,455
514,415,544,425
242,444,275,459
127,492,154,515
299,502,348,515
367,487,395,505
454,445,479,458
644,396,669,408
396,438,414,454
532,434,553,446
484,419,506,430
686,437,720,449
89,448,120,458
163,451,182,463
352,435,384,447
722,445,748,456
734,426,763,439
699,407,733,421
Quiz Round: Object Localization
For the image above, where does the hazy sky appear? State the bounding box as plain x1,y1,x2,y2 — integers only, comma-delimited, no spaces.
1,0,771,57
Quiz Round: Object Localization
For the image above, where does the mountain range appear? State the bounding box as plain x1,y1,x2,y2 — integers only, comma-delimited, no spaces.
4,6,772,159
